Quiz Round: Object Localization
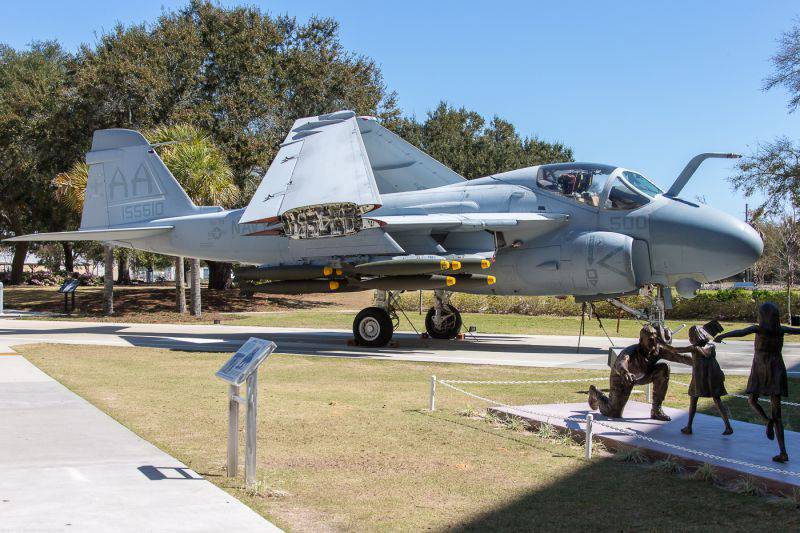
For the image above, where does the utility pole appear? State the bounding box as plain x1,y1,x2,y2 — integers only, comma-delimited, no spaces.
190,258,201,317
103,244,114,316
175,256,186,313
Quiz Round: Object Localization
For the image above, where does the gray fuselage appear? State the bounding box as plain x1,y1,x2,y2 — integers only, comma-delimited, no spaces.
115,164,762,297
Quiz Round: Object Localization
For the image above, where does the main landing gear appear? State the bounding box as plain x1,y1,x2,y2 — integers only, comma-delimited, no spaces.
352,289,463,347
352,290,400,347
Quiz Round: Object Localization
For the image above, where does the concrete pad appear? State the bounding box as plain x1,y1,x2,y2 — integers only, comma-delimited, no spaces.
0,356,281,532
490,401,800,494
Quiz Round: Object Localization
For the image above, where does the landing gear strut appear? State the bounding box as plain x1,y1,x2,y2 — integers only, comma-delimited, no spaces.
424,290,462,340
352,289,464,346
606,285,683,344
352,290,401,347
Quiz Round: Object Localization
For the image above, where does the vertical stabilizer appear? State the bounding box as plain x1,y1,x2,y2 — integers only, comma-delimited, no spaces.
81,129,197,230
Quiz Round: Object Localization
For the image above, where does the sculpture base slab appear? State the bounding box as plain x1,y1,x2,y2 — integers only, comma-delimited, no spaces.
489,401,800,494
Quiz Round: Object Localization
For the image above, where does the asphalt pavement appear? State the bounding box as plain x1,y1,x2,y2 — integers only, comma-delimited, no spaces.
3,318,800,375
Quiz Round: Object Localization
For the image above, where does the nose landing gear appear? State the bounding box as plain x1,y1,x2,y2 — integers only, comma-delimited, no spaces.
605,285,683,343
424,289,462,340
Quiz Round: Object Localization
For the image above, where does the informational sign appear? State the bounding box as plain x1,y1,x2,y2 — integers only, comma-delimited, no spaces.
216,337,276,385
58,279,80,293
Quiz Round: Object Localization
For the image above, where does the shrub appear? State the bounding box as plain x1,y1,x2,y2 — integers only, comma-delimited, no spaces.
614,447,648,464
397,289,800,322
25,270,62,286
691,463,716,483
77,273,101,286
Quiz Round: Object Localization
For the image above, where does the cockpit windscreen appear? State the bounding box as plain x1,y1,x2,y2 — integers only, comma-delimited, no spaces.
621,170,662,197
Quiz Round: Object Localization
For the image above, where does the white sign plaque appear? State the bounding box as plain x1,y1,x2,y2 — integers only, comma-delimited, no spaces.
216,337,276,385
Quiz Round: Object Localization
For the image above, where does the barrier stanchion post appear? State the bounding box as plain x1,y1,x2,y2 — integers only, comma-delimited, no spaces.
0,281,4,315
429,375,437,411
585,414,593,459
645,383,652,403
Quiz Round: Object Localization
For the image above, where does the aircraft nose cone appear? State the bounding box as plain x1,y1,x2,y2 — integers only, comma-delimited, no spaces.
650,201,763,282
735,222,764,269
693,210,763,280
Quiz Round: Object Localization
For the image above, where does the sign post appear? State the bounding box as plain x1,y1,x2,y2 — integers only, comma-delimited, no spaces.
58,278,80,314
215,337,276,488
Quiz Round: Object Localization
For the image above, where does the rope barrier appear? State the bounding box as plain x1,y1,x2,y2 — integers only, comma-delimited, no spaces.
437,376,800,409
434,377,800,478
439,377,609,385
670,379,800,408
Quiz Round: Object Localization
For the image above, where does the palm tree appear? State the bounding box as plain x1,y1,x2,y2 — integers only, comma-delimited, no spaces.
145,124,239,207
52,161,89,213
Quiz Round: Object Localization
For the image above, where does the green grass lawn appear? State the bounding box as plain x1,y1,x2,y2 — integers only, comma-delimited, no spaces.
18,343,800,531
226,310,757,340
6,285,762,340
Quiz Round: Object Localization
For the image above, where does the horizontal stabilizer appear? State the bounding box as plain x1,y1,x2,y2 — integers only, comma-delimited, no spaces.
4,226,173,242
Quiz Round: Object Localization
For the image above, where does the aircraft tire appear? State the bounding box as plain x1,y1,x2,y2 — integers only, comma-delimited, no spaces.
353,307,394,347
425,305,462,339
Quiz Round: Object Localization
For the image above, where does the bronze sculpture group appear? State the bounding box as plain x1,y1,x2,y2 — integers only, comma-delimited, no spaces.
587,302,798,463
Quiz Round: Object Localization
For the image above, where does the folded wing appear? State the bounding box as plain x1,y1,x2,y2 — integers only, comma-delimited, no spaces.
356,117,465,193
239,110,381,230
239,111,468,238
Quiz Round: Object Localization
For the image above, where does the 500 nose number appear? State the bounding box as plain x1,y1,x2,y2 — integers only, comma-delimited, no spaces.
608,217,647,231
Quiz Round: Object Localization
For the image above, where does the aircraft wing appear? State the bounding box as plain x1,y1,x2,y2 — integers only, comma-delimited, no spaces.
239,110,381,225
356,117,466,193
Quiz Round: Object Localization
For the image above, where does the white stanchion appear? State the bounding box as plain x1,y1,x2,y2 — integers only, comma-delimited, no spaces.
0,281,4,315
585,414,593,459
429,375,436,411
645,383,652,403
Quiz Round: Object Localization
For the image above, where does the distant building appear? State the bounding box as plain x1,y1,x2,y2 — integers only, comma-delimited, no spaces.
0,250,46,273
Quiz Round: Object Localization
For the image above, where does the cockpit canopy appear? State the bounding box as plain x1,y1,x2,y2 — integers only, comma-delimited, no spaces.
535,163,663,210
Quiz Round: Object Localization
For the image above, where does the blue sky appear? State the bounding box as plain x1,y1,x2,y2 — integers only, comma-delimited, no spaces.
2,1,799,218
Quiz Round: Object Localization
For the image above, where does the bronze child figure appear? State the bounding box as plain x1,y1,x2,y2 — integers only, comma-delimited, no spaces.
661,326,733,435
715,302,800,463
588,324,692,421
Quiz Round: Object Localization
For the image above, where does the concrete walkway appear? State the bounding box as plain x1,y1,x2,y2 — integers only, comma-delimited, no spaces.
0,350,281,532
3,318,800,375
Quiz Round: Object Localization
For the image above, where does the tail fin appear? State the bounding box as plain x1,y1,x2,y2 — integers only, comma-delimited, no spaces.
81,129,197,230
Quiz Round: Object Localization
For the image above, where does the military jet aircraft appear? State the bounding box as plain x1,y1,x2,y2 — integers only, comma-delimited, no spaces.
8,110,763,346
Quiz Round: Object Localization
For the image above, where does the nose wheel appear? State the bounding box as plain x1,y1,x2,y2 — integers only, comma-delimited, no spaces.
424,289,463,339
425,304,462,339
